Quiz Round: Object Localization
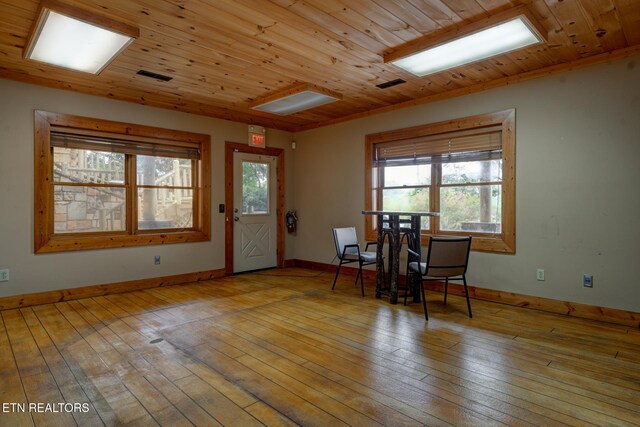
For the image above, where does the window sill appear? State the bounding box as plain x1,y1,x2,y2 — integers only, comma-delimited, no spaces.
364,229,514,254
462,235,515,254
35,230,210,253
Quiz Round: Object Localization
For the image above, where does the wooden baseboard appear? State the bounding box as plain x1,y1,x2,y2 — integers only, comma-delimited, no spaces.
292,259,640,328
283,259,297,268
0,269,226,311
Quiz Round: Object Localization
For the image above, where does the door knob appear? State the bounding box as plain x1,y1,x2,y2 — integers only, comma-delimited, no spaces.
234,216,239,221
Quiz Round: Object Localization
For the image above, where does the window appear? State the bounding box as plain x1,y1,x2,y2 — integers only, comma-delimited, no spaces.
35,111,211,253
242,161,270,215
365,109,515,253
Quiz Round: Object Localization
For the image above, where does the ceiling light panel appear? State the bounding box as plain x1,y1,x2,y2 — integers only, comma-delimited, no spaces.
251,86,340,115
25,8,136,74
391,16,543,77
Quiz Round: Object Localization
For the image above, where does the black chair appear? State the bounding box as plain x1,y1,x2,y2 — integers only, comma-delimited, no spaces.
405,236,473,320
331,227,380,297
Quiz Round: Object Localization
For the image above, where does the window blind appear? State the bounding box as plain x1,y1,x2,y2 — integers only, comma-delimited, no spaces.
50,131,200,160
374,125,502,166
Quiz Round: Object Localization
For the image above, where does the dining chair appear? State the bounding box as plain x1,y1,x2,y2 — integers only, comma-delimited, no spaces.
331,227,380,297
405,236,473,320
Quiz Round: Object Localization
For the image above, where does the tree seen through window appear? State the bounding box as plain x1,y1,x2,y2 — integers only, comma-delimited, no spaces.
242,161,269,214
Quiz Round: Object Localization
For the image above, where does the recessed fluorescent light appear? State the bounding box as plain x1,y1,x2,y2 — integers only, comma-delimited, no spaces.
253,90,338,115
386,7,545,77
250,83,341,115
24,3,138,74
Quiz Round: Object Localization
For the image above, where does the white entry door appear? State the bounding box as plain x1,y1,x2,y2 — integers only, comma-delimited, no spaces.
233,152,278,272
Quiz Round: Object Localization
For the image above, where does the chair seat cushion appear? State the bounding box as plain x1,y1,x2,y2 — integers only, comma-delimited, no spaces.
344,251,377,263
359,251,377,262
408,261,426,275
409,262,465,277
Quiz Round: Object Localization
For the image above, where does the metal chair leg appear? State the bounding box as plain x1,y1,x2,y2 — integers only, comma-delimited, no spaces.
403,255,410,306
420,279,428,321
444,277,449,305
359,262,365,297
354,268,361,287
403,272,409,306
332,261,343,290
463,275,472,318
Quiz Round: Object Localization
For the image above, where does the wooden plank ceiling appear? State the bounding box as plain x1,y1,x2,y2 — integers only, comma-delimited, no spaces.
0,0,639,132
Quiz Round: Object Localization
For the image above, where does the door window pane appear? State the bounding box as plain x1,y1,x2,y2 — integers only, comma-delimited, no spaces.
54,186,126,233
137,156,192,187
138,188,194,229
53,148,125,184
382,188,430,229
440,185,502,232
242,161,269,214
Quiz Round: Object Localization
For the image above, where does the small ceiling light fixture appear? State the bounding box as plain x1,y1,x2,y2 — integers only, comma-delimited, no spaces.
250,83,342,115
385,6,546,77
24,0,138,74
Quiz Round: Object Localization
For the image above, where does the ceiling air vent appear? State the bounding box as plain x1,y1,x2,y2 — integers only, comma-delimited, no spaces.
136,70,173,82
376,79,406,89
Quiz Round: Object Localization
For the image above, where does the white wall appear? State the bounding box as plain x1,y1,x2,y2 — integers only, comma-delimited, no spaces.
0,79,295,297
292,55,640,312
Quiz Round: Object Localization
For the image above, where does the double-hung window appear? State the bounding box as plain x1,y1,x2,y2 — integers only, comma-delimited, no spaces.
35,111,211,253
365,110,515,253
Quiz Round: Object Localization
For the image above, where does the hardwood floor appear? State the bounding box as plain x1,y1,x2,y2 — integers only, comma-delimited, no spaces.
1,268,639,426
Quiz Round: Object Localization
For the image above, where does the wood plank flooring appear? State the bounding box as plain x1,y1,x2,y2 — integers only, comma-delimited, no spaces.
0,267,638,426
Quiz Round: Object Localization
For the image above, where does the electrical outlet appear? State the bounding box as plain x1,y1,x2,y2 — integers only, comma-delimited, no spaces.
536,269,545,281
0,269,9,282
583,274,593,288
154,256,161,265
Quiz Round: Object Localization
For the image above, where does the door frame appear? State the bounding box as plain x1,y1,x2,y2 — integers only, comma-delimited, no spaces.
225,141,285,275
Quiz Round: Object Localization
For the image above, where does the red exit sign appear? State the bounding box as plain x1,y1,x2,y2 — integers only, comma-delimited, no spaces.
250,134,265,147
248,125,266,148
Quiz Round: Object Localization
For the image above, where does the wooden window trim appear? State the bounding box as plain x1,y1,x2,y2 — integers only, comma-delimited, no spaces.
34,110,211,253
364,109,515,254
